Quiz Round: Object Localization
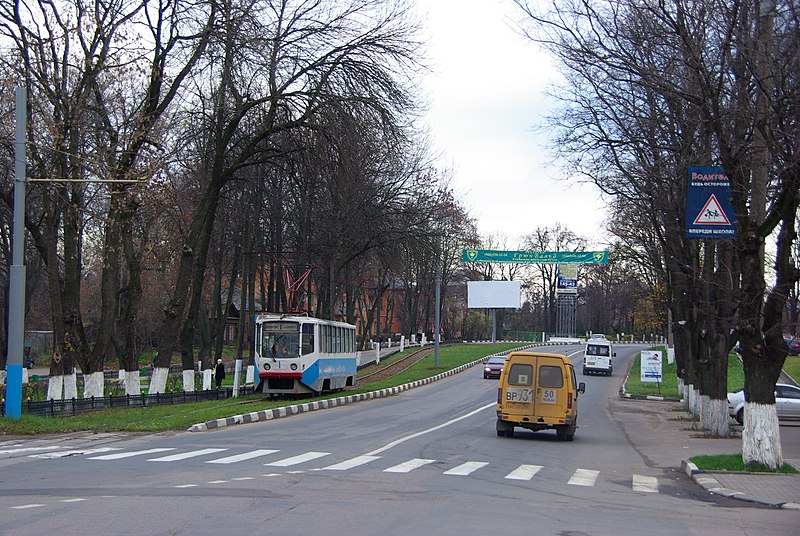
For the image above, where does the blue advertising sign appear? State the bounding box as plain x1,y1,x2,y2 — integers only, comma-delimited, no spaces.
556,263,578,294
685,166,736,239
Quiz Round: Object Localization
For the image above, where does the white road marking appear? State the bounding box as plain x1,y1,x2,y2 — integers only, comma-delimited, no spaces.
365,402,496,456
207,480,227,484
384,458,435,473
264,451,330,467
568,468,599,486
319,455,381,471
505,464,543,480
174,484,199,488
632,474,659,493
1,446,61,456
206,449,279,464
443,461,489,476
11,504,44,509
232,477,254,481
88,448,175,460
59,498,87,503
148,448,227,462
30,447,121,459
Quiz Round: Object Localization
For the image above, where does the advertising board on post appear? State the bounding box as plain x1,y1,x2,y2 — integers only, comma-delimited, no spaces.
556,263,578,295
466,280,521,309
640,350,663,383
685,166,736,239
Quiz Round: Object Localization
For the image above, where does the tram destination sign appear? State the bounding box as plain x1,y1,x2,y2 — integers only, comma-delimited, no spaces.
462,250,608,265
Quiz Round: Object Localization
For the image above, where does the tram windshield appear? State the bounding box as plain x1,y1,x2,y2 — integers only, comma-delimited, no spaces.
261,322,300,359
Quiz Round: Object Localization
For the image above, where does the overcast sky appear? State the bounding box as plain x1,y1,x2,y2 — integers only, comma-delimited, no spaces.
417,0,610,249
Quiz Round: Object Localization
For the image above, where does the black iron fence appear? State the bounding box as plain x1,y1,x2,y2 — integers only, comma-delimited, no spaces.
1,386,258,418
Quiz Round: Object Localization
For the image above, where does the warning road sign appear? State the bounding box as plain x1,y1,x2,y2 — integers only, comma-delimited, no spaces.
692,194,731,225
685,166,736,238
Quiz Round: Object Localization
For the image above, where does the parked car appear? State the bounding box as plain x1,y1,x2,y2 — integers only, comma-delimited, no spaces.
784,336,800,356
727,383,800,425
734,337,798,356
483,356,506,379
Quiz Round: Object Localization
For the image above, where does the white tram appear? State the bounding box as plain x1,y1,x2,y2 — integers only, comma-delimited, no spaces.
254,314,357,395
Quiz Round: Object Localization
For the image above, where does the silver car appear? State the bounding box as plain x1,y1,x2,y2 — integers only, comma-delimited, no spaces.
727,383,800,424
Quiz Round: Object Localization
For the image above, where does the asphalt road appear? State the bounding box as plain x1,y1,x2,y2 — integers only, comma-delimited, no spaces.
1,344,798,535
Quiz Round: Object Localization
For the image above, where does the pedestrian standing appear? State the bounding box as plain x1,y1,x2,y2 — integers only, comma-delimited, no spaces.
215,358,225,388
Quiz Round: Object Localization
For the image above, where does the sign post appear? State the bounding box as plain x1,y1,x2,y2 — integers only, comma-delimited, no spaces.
641,350,663,394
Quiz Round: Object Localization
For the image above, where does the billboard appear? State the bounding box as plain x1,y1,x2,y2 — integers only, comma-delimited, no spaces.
467,281,521,309
556,263,578,295
462,250,608,264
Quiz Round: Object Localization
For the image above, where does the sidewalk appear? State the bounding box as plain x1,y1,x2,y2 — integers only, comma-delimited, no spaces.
610,396,800,509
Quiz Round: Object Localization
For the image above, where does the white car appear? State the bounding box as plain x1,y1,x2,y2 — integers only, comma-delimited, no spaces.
727,383,800,424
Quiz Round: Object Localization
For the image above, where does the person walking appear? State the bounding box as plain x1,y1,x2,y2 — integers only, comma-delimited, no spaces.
215,359,225,388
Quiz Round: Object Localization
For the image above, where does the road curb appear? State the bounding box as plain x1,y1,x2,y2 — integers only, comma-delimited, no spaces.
620,393,682,402
681,459,798,509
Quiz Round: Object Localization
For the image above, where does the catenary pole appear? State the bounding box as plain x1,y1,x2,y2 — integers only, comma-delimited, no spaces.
5,87,27,419
434,236,441,368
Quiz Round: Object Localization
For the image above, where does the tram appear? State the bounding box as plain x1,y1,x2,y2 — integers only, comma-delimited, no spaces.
254,314,357,395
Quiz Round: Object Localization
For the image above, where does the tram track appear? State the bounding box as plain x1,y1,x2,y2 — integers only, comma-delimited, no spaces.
350,347,434,385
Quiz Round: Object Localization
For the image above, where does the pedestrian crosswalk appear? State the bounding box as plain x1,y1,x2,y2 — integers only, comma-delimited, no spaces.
17,444,661,493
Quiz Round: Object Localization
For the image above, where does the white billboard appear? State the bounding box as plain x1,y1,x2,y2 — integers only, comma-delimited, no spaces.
467,281,521,309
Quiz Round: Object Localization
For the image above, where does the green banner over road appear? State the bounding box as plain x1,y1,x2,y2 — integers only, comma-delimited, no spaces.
462,249,608,265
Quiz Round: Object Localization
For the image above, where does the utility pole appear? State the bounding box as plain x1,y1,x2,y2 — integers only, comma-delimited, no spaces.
5,87,27,420
434,235,441,368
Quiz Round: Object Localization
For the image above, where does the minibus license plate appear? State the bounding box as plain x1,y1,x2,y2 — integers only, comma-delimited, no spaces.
505,388,534,403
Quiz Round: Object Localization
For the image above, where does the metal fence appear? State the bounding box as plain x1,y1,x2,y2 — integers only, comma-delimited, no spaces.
0,386,258,418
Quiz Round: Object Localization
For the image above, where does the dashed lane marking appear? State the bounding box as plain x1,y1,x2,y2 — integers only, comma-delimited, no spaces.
206,449,279,464
384,458,435,473
264,451,330,467
148,448,228,462
88,448,175,460
632,474,659,493
568,468,599,487
505,464,544,481
30,447,121,459
318,455,382,471
443,461,489,476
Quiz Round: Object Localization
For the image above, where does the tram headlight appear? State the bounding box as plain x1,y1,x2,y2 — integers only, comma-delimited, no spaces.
263,363,270,371
290,363,298,371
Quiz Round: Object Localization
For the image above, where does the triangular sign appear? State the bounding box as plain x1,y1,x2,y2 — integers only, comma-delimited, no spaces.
693,194,731,225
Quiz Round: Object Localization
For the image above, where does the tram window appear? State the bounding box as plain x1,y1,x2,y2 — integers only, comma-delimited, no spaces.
326,326,332,353
301,323,315,355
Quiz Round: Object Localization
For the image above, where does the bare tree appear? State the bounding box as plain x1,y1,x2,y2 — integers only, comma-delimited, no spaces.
0,0,215,397
515,0,800,464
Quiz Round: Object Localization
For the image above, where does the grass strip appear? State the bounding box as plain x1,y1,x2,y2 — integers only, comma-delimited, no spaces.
690,453,799,474
624,347,745,398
